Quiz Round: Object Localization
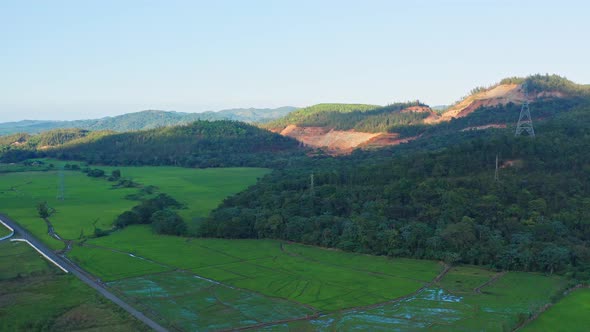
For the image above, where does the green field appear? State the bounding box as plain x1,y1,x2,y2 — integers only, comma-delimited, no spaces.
0,164,572,331
76,225,442,311
523,288,590,332
265,268,566,331
0,166,269,248
84,165,270,221
0,221,12,238
0,241,147,331
109,271,315,331
0,170,137,249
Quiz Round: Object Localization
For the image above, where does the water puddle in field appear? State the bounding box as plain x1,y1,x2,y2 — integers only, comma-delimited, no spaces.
107,271,315,331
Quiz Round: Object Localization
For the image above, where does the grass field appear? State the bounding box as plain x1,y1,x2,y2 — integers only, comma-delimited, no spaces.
437,265,498,293
0,164,571,331
0,170,137,249
0,166,269,247
76,225,442,311
0,221,12,238
523,288,590,332
86,165,270,221
0,241,148,331
109,271,315,331
264,268,567,331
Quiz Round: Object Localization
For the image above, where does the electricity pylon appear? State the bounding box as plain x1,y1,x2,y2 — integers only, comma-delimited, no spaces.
515,83,535,137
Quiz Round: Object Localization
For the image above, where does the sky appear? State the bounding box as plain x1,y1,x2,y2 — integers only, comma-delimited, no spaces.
1,0,589,122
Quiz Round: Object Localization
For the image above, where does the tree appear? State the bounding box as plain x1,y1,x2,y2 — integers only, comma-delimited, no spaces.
109,169,121,181
115,211,140,228
150,209,187,235
37,201,50,219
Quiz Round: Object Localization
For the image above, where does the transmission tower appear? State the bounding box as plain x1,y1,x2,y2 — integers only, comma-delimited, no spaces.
515,83,535,137
310,173,315,196
57,167,65,201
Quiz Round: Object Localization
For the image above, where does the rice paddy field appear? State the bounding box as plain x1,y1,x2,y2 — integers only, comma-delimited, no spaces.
523,288,590,332
0,240,148,331
0,162,575,331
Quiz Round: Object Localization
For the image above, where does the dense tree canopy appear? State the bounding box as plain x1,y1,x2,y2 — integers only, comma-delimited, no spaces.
201,105,590,280
1,121,306,168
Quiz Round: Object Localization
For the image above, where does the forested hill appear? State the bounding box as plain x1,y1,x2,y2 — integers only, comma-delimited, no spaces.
201,103,590,280
0,107,297,135
1,121,305,168
260,75,590,153
265,75,590,134
263,102,431,133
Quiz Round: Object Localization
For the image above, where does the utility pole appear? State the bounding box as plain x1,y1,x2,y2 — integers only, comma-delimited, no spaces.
310,173,315,196
57,167,65,201
515,82,535,137
494,154,499,182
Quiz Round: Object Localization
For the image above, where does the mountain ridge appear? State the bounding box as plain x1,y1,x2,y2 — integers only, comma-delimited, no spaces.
262,74,590,154
0,107,297,135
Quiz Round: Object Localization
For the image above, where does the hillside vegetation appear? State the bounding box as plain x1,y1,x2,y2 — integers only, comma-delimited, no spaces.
201,102,590,280
0,121,304,168
264,102,430,133
0,107,297,135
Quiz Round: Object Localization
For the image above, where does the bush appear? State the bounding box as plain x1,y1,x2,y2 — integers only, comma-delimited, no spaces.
150,209,187,235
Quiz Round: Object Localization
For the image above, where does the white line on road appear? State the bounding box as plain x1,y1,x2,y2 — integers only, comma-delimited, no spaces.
10,238,69,273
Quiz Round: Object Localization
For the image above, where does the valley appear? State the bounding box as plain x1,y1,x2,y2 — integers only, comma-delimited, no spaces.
0,158,584,331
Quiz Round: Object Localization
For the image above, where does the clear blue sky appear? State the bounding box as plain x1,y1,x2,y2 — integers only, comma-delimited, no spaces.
1,0,588,121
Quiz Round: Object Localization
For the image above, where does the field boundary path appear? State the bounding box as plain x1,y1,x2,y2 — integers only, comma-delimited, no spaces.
474,271,507,294
0,213,168,332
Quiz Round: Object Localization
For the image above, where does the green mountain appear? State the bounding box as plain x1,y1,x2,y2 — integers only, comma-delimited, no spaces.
0,107,297,135
1,121,304,168
263,102,431,133
201,98,590,279
196,75,590,279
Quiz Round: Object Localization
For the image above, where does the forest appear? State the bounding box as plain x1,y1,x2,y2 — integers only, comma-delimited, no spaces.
264,101,430,134
200,104,590,280
0,120,306,168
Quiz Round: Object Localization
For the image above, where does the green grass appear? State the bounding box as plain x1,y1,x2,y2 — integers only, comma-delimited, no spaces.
437,266,498,293
0,221,12,238
0,162,55,173
0,240,52,279
109,271,315,331
0,164,571,331
93,166,270,220
67,244,172,281
79,225,442,311
0,241,148,331
0,171,137,249
265,269,567,331
0,166,268,247
523,288,590,332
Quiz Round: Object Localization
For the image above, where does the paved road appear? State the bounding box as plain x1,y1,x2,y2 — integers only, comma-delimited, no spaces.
0,213,168,332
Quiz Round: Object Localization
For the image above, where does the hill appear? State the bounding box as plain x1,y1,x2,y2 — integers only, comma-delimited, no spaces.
1,121,305,168
263,102,433,153
0,107,297,135
201,102,590,279
265,74,590,154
